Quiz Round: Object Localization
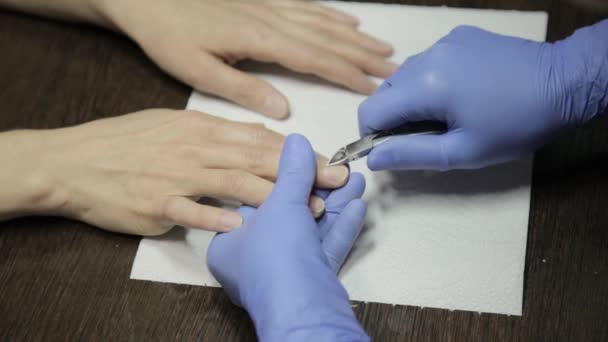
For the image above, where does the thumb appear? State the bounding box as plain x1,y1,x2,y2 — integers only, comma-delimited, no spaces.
358,74,447,137
271,134,318,204
367,131,470,171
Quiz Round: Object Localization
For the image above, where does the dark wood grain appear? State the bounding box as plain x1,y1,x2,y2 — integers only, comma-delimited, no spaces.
0,1,606,341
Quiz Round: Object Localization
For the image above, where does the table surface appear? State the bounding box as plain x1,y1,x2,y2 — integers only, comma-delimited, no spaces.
1,1,607,341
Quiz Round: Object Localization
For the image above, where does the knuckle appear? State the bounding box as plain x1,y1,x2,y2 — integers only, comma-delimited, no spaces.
222,170,250,197
242,148,269,173
247,124,272,147
133,206,170,236
174,144,199,159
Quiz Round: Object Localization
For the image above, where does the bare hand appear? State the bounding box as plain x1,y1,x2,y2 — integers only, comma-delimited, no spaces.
5,110,348,236
98,0,397,118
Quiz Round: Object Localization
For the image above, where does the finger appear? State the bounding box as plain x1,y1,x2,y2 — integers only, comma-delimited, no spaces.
277,10,393,56
271,134,318,205
187,168,325,218
367,131,475,171
324,173,366,212
264,15,397,78
311,37,397,78
268,0,360,26
162,196,243,232
197,144,349,188
183,52,290,119
187,169,274,207
164,111,286,148
247,30,377,95
201,120,285,150
319,172,366,238
322,199,367,273
358,79,448,136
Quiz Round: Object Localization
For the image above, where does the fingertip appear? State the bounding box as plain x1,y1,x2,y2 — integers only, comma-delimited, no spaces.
380,62,399,78
319,165,350,188
335,12,359,26
283,133,314,157
262,93,290,119
377,42,395,57
358,79,377,95
310,196,326,218
217,211,243,232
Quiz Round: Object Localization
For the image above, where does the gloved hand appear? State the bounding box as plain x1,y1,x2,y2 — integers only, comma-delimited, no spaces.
207,134,369,342
359,20,608,170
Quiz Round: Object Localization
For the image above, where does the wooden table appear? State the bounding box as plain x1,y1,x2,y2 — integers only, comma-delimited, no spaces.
1,1,606,341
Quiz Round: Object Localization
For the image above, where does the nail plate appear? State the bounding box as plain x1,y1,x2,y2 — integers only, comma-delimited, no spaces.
219,212,243,231
309,196,326,218
322,165,349,186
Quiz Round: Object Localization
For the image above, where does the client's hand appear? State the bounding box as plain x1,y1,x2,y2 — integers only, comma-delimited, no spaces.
0,110,349,235
98,0,397,118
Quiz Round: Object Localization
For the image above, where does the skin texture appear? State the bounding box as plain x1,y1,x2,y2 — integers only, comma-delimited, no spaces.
0,0,397,118
0,110,349,235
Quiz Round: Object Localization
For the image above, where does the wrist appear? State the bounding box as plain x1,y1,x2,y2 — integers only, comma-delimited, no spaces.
89,0,147,36
0,130,67,220
556,19,608,125
244,266,368,341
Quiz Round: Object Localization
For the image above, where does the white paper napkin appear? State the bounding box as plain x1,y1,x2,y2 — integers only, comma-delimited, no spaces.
131,2,547,315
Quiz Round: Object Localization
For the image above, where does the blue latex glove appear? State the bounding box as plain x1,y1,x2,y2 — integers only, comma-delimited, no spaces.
359,19,608,170
207,134,369,342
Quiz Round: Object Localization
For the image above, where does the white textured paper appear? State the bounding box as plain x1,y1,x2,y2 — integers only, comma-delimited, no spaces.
131,2,547,315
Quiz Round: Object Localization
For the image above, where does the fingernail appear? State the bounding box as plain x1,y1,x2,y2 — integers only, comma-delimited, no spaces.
309,196,325,218
343,15,359,25
359,79,378,95
383,62,399,75
322,165,349,187
262,95,289,119
373,40,394,55
219,212,243,231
